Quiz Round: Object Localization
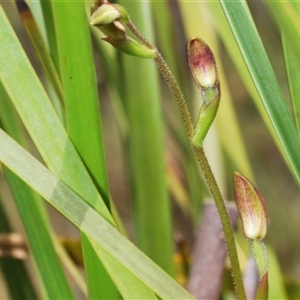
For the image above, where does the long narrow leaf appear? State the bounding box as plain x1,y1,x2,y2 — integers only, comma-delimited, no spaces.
0,6,159,298
220,0,300,185
0,83,74,299
120,0,174,275
50,1,120,298
282,34,300,138
0,129,195,300
0,4,112,226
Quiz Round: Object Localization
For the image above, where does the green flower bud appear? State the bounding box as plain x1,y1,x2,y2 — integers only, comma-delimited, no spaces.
90,2,156,59
90,4,121,26
233,172,268,240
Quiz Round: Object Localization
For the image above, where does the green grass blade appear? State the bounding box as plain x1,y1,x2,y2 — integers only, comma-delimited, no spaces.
119,0,174,276
0,84,74,299
263,2,300,137
282,34,300,138
0,4,112,224
0,5,159,298
16,0,64,109
0,199,38,300
264,1,300,56
50,1,120,298
4,169,74,299
220,0,300,185
40,0,59,71
0,129,195,300
206,2,284,162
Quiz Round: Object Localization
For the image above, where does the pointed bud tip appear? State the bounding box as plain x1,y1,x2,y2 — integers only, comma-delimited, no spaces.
233,172,267,240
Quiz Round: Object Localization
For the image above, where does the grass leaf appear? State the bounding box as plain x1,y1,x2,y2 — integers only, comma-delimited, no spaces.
0,129,195,300
220,0,300,185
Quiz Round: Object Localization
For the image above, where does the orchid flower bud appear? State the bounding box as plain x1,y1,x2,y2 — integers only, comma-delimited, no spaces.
90,2,156,59
187,38,220,147
233,172,267,240
187,37,219,95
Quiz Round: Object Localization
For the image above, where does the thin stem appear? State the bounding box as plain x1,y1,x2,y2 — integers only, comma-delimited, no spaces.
193,146,246,299
128,21,194,139
128,19,246,299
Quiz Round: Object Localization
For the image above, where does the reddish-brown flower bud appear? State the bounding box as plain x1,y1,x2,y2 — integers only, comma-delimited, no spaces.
233,172,267,240
187,37,219,95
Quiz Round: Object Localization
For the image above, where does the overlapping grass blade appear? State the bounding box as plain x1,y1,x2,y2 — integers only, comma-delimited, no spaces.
119,0,174,275
0,84,74,299
0,5,162,298
51,1,158,297
0,129,195,300
0,4,112,227
220,0,300,186
50,1,121,298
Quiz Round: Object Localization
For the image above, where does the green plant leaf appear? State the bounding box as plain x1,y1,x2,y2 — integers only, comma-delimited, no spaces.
0,83,74,299
263,2,300,138
50,1,120,298
119,0,174,276
0,129,195,300
220,0,300,186
0,5,165,298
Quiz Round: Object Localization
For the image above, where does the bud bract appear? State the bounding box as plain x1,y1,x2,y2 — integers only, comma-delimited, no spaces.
104,36,156,58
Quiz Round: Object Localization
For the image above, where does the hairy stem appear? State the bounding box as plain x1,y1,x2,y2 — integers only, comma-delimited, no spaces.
128,19,246,299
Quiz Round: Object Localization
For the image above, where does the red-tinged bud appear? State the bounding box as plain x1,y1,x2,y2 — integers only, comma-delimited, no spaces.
187,38,220,146
233,172,267,240
187,37,220,101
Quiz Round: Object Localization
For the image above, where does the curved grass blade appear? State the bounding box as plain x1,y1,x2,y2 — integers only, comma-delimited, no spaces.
0,129,195,300
220,0,300,186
